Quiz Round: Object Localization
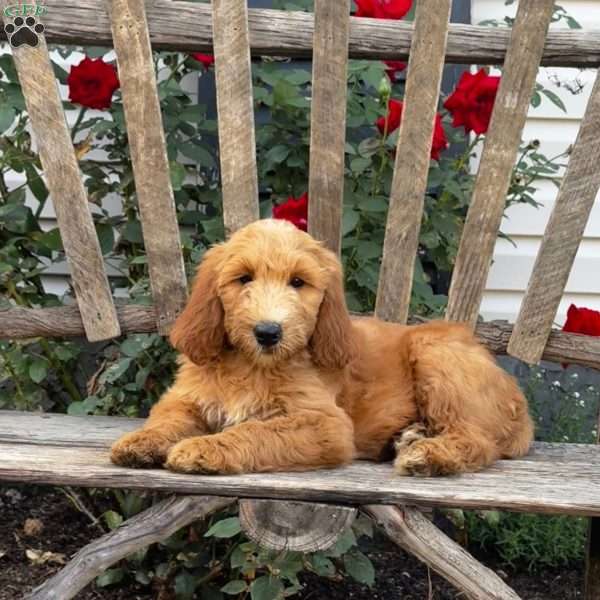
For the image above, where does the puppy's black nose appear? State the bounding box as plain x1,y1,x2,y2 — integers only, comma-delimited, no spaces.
254,321,282,348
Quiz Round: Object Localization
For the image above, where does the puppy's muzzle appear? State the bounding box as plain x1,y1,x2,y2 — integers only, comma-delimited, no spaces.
254,321,282,348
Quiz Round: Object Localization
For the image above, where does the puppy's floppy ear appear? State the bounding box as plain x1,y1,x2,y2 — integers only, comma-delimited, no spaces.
310,249,357,369
169,245,225,365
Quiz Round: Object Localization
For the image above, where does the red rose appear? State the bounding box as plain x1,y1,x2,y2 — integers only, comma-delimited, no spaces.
563,304,600,337
191,53,215,70
67,57,120,110
272,192,308,231
355,0,412,19
376,98,403,135
384,60,407,82
376,99,448,160
444,68,501,135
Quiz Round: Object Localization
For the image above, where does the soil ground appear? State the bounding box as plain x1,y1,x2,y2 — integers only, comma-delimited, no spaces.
0,486,583,600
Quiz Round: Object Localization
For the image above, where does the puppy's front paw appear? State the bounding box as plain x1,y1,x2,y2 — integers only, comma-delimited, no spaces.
110,429,171,468
166,437,236,474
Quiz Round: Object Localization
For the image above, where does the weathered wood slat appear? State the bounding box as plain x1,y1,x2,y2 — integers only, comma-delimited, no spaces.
307,0,350,254
106,0,187,335
5,1,600,68
2,412,600,516
365,505,521,600
239,499,356,552
0,3,120,342
212,0,259,236
375,0,451,323
25,495,233,600
4,412,599,466
445,0,555,327
507,72,600,365
2,306,600,369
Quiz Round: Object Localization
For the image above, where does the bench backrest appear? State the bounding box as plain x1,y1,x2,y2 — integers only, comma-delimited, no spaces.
1,0,600,371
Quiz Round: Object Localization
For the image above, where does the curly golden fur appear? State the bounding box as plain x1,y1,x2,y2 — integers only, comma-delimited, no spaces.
111,219,533,476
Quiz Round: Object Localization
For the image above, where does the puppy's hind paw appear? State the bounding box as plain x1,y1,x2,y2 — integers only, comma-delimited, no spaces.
394,442,435,477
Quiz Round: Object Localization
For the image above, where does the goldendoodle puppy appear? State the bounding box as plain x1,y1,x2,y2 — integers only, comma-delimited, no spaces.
111,219,533,476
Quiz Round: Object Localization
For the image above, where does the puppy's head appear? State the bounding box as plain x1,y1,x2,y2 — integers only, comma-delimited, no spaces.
169,219,356,369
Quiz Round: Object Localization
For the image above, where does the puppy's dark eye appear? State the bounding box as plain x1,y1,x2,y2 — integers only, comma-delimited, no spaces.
290,277,305,289
239,274,253,285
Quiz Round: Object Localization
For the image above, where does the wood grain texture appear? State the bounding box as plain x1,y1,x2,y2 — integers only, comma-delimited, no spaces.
239,499,356,552
0,3,120,342
507,72,600,364
212,0,259,236
0,304,157,339
106,0,187,335
375,0,451,323
3,412,600,516
2,306,600,369
307,0,350,254
365,505,521,600
445,0,555,327
25,495,233,600
4,1,600,67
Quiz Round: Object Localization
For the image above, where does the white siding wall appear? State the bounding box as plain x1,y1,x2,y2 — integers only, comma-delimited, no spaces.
473,0,600,324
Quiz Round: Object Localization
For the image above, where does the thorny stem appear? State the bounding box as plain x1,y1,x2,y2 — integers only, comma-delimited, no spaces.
70,106,87,141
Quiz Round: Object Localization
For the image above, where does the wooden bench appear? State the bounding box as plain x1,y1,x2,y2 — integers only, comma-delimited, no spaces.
2,0,600,598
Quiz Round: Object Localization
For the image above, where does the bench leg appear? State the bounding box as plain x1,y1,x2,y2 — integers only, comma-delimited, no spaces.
364,505,522,600
24,495,234,600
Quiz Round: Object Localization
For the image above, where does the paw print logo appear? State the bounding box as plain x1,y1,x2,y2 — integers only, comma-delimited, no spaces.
4,16,45,48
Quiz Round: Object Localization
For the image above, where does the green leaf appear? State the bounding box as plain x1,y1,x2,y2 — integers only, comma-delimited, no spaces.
96,568,125,587
285,69,311,85
175,571,198,599
540,88,567,113
530,91,541,108
101,358,133,384
51,62,70,84
24,164,48,203
122,220,144,244
343,550,375,586
95,223,115,255
221,580,248,595
342,210,359,237
204,517,242,539
103,510,124,530
0,55,18,81
350,157,371,174
170,161,187,191
29,359,48,383
38,228,63,252
325,527,356,557
0,106,16,134
250,576,284,600
310,553,336,577
265,144,290,164
180,143,216,169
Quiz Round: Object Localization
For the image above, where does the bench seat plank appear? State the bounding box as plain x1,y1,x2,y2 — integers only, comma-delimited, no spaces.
1,412,599,516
